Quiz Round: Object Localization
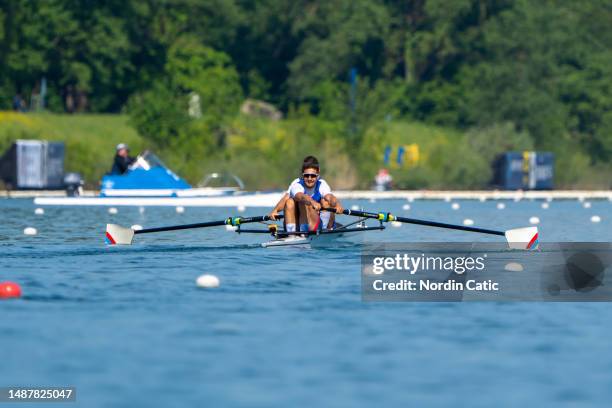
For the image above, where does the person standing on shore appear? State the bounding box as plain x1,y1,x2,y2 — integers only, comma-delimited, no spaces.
12,93,26,112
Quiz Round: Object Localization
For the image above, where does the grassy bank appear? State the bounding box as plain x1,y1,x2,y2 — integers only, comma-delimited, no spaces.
0,111,609,190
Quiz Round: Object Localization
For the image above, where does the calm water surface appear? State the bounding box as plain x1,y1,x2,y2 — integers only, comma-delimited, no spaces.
1,198,611,407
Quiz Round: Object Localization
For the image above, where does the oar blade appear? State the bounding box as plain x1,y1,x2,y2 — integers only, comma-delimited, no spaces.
505,227,539,250
105,224,135,245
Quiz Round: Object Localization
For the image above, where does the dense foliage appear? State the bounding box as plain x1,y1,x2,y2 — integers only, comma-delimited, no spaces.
0,0,610,188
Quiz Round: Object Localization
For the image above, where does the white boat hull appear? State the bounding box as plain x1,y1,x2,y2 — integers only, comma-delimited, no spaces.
261,235,311,248
261,228,370,248
100,187,238,197
33,192,284,207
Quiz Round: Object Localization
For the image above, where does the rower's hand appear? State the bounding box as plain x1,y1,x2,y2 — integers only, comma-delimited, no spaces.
311,201,321,211
335,204,344,214
268,210,279,220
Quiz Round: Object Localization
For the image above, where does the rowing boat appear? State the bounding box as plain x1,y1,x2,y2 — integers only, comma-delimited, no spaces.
105,207,539,250
242,224,386,248
106,216,385,248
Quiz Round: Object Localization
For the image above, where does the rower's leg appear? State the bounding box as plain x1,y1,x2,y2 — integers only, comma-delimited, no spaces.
306,204,320,231
296,201,319,231
284,198,297,232
320,198,332,229
296,201,308,231
320,198,336,229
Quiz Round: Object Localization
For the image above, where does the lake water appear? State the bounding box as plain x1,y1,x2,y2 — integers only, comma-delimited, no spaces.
1,198,611,407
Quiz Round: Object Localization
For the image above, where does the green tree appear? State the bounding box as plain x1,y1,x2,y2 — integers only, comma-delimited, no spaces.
166,37,242,127
287,0,391,100
127,36,242,155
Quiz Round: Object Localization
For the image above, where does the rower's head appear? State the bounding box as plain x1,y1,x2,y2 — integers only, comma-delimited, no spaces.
301,156,320,188
116,143,129,158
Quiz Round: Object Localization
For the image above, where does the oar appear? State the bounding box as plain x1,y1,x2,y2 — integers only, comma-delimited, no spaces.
327,208,539,250
105,214,283,245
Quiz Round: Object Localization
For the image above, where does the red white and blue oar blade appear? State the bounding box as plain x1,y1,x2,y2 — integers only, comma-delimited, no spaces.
505,227,539,250
105,224,135,245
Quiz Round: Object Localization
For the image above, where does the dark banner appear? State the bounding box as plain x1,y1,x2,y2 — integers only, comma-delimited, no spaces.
361,243,612,301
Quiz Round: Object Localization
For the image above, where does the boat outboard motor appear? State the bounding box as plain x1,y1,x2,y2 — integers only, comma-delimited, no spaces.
64,172,83,197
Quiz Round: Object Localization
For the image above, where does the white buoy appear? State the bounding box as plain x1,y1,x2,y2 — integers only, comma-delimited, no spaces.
108,207,118,215
34,208,44,215
131,224,143,231
351,205,360,211
402,204,410,211
546,196,553,202
541,202,549,209
237,205,246,212
496,203,506,210
367,264,384,275
24,227,37,235
590,215,601,223
196,274,220,288
504,262,524,272
463,219,474,226
513,196,521,202
225,224,238,231
391,221,402,228
479,196,486,202
176,206,185,214
444,196,451,202
529,216,540,225
369,198,376,204
583,202,591,209
451,202,460,210
139,206,145,214
578,196,585,202
407,197,414,203
362,264,384,276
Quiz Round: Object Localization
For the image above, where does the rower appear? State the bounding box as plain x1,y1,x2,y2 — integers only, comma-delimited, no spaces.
110,143,136,175
268,156,343,232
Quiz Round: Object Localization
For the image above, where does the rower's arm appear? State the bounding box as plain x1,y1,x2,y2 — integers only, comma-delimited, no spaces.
268,193,289,219
294,192,320,208
272,193,289,212
324,193,343,213
323,193,336,203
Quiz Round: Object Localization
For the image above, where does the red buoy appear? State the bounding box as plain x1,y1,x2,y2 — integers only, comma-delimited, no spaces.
0,281,22,299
